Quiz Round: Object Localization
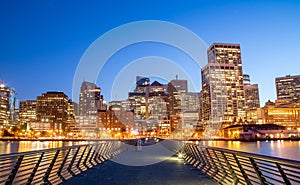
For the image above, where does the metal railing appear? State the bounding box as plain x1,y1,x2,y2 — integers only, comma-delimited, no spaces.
183,143,300,185
0,141,126,185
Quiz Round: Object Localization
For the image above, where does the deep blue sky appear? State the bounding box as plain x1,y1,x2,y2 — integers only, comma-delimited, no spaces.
1,0,300,105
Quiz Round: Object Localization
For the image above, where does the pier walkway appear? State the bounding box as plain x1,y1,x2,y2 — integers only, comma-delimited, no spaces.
61,142,216,185
61,155,216,185
1,139,300,185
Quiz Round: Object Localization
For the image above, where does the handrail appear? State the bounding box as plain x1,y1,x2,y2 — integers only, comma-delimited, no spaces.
183,143,300,185
0,140,127,185
207,146,300,167
0,144,91,158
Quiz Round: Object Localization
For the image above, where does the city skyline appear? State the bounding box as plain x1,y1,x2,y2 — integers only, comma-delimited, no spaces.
1,1,300,106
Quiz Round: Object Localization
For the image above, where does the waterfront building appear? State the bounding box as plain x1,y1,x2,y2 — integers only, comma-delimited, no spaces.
223,123,292,140
0,82,17,128
74,115,98,137
247,100,300,127
276,74,300,102
19,100,37,128
98,107,134,138
258,107,300,127
36,92,69,131
201,43,245,127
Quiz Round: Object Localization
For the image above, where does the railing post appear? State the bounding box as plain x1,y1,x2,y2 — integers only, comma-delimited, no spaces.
206,149,219,178
202,148,212,173
249,157,267,184
211,149,226,182
196,146,207,171
233,154,252,185
43,150,60,185
26,152,44,185
58,148,71,181
5,155,24,185
83,145,93,168
276,163,291,185
192,145,201,167
89,143,98,166
220,151,238,185
76,145,88,172
97,143,106,162
68,146,80,176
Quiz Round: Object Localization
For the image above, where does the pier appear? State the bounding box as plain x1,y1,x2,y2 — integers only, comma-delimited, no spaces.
0,139,299,185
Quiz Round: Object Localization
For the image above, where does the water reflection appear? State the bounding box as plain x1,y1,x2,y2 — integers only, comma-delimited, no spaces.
0,141,88,154
208,140,300,160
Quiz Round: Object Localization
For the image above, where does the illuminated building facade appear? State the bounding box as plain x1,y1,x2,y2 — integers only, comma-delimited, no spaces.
276,75,300,102
79,81,105,117
0,81,17,128
128,92,147,119
254,100,300,127
201,43,245,127
98,107,134,138
243,74,260,111
36,92,69,130
129,77,169,120
67,99,75,125
167,79,188,115
260,107,300,127
148,81,168,120
19,100,37,127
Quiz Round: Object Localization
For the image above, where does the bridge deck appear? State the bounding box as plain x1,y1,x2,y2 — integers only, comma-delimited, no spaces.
61,142,217,185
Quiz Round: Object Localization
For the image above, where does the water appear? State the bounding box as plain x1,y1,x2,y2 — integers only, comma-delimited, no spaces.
0,140,300,161
0,141,88,154
207,140,300,160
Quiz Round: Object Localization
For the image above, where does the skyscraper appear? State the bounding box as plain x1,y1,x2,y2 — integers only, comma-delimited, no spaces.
19,100,37,127
276,75,300,102
0,82,10,127
36,92,69,130
148,81,168,120
79,81,102,116
167,79,188,116
201,43,245,126
243,74,260,110
129,78,168,120
0,81,17,128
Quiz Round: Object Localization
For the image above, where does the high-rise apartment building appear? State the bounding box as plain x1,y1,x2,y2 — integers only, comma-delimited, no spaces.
36,92,69,130
243,74,260,110
276,75,300,102
201,43,245,126
19,100,37,127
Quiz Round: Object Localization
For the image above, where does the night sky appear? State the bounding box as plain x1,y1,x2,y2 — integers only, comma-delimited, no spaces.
1,0,300,105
